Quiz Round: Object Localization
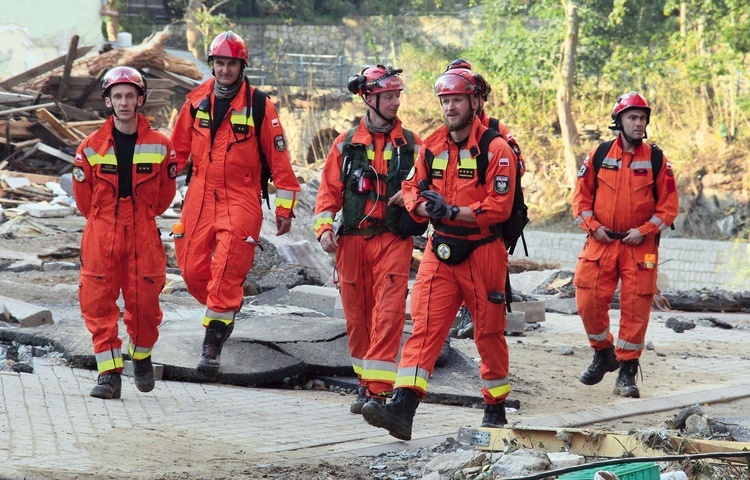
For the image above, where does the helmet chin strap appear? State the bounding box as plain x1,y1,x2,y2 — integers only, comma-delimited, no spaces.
363,94,392,123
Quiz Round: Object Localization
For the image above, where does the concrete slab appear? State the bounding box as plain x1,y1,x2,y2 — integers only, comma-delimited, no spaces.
0,294,53,327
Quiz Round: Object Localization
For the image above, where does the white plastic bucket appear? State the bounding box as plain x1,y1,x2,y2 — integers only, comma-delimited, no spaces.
660,472,688,480
116,32,132,47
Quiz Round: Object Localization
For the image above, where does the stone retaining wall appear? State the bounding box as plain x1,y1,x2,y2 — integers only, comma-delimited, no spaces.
521,230,749,291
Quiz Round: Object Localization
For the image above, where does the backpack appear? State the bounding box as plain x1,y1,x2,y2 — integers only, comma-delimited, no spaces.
189,78,274,209
591,140,674,230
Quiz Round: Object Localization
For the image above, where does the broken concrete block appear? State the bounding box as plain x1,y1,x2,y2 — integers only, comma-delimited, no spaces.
289,285,338,316
42,261,79,271
505,311,525,335
512,300,546,323
0,295,54,327
122,360,164,381
18,202,72,218
7,258,43,272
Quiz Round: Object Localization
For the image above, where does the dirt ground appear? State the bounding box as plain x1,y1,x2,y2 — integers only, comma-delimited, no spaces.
2,214,750,479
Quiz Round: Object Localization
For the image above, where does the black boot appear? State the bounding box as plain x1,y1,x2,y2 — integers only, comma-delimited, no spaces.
480,402,507,428
197,320,234,375
361,388,420,441
90,372,122,399
133,356,155,393
613,359,641,398
579,346,620,385
350,386,368,414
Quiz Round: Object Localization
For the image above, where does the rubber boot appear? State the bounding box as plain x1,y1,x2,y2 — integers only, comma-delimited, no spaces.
197,320,234,375
361,388,420,441
579,345,620,385
613,359,640,398
480,402,507,428
133,356,155,393
90,372,122,399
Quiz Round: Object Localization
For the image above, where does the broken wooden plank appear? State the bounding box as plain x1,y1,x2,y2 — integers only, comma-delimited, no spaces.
0,46,93,89
54,103,102,121
57,35,80,101
29,122,72,150
0,102,57,117
143,67,200,91
37,143,75,164
0,92,37,104
35,108,80,141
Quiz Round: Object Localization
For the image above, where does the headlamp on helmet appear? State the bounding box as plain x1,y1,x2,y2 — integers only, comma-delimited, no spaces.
347,65,405,96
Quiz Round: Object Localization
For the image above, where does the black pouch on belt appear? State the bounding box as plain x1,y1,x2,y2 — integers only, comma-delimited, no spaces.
431,233,498,265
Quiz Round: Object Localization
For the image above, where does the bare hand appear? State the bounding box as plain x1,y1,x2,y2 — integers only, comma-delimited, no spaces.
319,230,338,253
276,215,292,236
387,190,405,207
592,226,613,243
622,228,645,245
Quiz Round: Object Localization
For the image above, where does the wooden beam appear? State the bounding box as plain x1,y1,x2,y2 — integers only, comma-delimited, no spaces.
0,46,93,89
76,69,106,108
54,103,102,121
57,35,80,101
143,67,200,91
34,108,80,142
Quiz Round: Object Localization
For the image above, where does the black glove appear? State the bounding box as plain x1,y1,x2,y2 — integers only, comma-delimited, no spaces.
421,190,448,221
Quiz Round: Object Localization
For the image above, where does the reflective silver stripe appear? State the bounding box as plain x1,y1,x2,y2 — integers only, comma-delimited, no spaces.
275,189,297,209
413,144,422,156
134,143,169,164
394,365,430,391
601,157,619,169
587,328,610,342
630,161,652,170
205,309,235,320
576,216,585,226
649,215,668,231
616,338,644,351
459,149,472,160
312,211,334,231
336,142,345,153
351,357,364,376
95,348,123,373
362,359,398,382
482,376,510,390
582,210,593,218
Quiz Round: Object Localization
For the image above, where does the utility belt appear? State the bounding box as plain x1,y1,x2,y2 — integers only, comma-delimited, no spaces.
431,225,502,265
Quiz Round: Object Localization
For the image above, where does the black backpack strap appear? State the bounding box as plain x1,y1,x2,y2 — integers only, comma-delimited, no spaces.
488,117,500,133
476,129,501,185
424,148,435,183
248,79,271,208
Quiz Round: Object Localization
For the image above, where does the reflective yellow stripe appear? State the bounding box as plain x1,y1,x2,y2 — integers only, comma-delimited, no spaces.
128,344,152,361
362,367,397,383
196,110,210,120
313,213,334,231
395,366,430,392
460,157,477,169
486,382,511,398
352,363,364,376
95,349,123,373
202,308,235,327
83,146,117,166
433,157,448,171
133,144,168,164
230,112,254,127
275,189,298,209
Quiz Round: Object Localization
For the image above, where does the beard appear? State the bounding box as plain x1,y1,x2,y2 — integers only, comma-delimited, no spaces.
445,109,473,132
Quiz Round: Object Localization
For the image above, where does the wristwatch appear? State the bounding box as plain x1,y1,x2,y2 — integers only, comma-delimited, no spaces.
449,205,460,221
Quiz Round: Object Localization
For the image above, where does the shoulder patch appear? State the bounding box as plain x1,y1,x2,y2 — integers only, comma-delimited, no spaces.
168,162,178,179
405,166,415,181
75,153,83,164
73,167,86,182
493,175,510,194
577,165,587,178
271,118,280,128
498,157,510,167
274,134,286,152
583,155,590,165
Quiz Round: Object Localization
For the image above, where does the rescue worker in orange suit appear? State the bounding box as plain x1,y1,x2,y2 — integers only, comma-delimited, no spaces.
444,59,526,340
573,91,679,398
312,65,424,414
73,66,177,399
362,68,519,440
170,31,300,375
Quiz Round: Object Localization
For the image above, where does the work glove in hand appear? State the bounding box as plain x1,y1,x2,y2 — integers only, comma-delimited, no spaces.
421,190,449,221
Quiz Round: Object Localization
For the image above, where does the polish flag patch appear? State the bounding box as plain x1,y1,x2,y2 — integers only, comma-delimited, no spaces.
271,118,280,128
498,157,510,166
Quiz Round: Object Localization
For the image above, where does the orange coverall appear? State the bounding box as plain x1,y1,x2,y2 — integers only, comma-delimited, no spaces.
400,117,518,405
73,114,177,373
572,137,679,361
171,79,300,327
312,118,422,396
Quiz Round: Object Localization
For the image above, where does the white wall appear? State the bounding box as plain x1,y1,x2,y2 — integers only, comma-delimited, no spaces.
0,0,103,81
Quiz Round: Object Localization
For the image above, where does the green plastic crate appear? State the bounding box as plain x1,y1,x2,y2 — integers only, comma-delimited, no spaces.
559,462,660,480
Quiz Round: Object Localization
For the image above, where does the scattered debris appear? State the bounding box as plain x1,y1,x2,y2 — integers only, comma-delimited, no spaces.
665,317,696,333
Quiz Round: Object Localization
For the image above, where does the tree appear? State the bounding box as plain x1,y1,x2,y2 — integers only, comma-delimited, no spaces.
184,0,236,60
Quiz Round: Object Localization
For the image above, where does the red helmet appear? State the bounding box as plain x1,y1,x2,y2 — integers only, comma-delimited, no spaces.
101,66,147,100
446,59,491,101
208,31,248,65
611,91,650,124
347,65,404,96
434,69,479,96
